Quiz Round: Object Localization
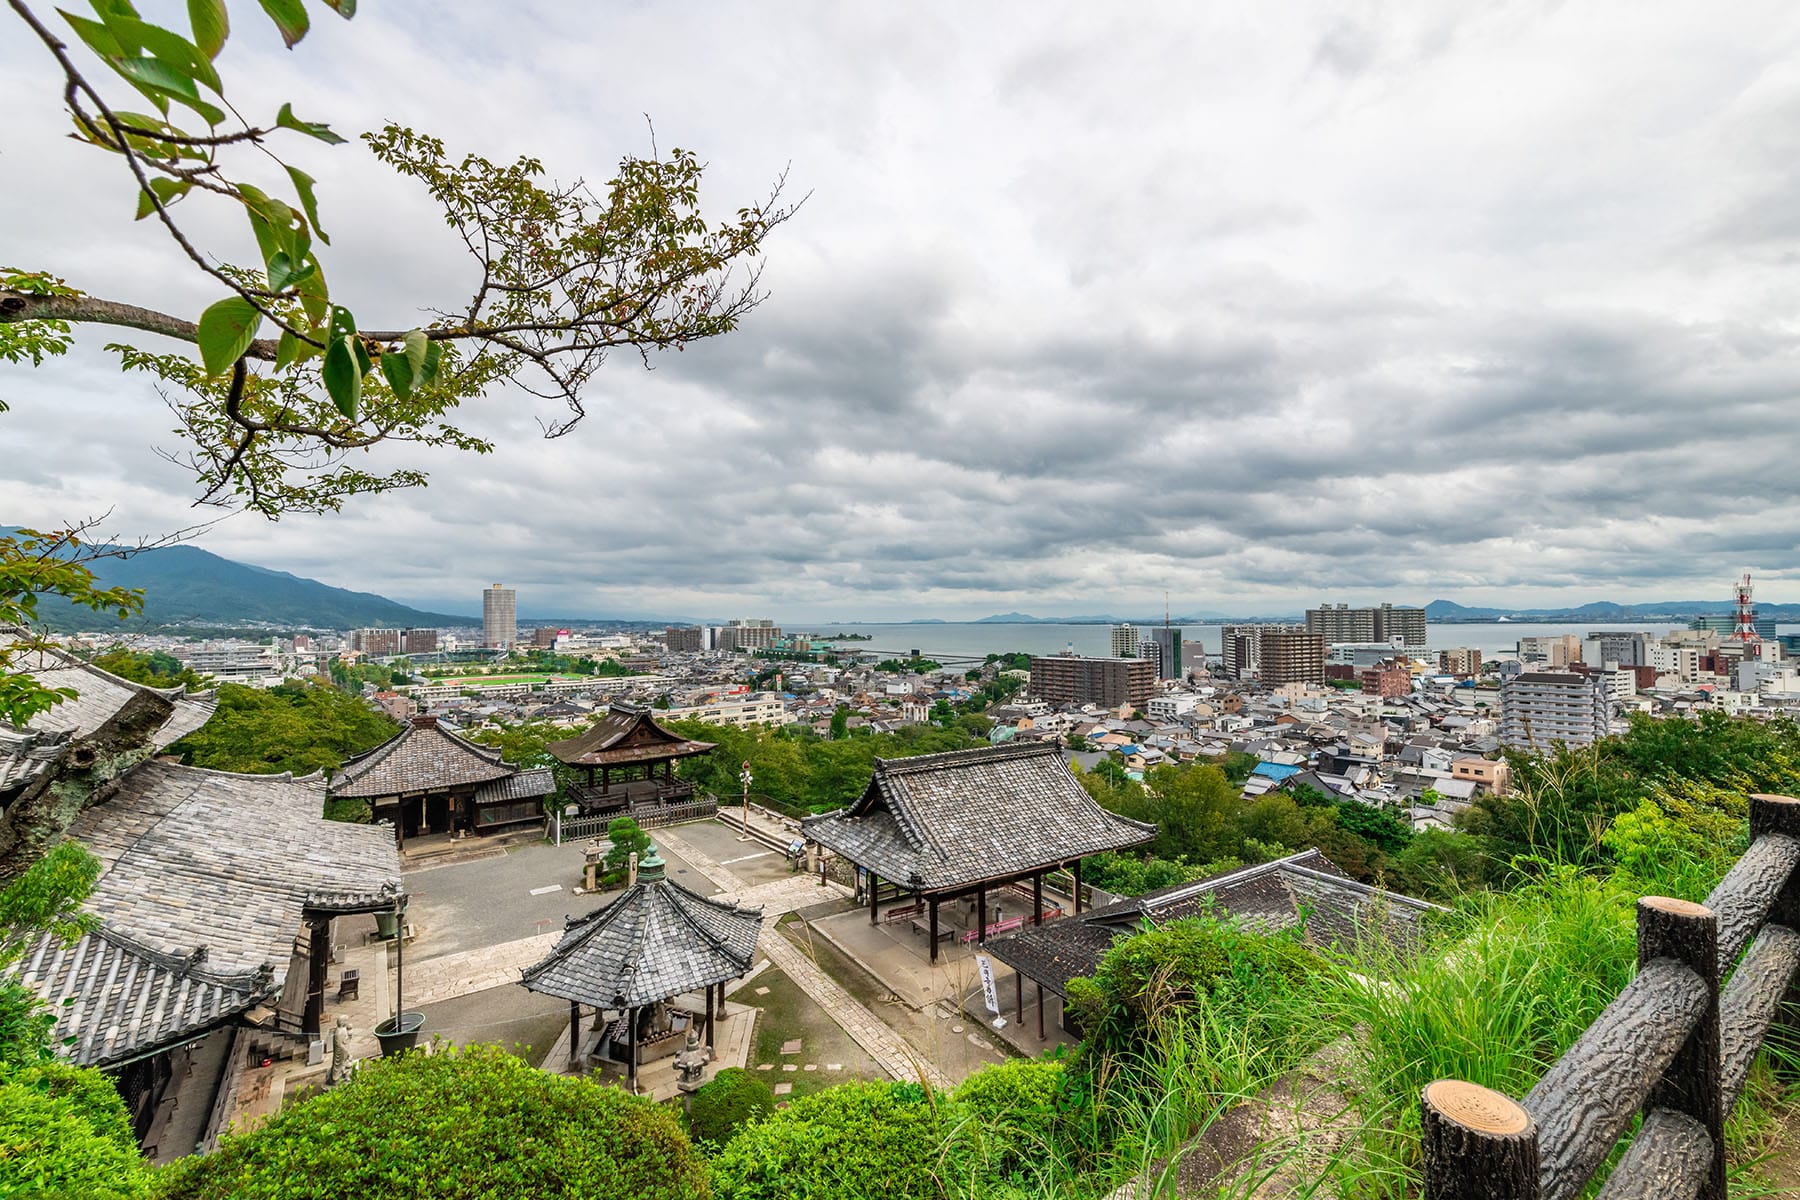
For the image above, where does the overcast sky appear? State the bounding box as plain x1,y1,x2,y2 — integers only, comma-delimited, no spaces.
7,3,1800,621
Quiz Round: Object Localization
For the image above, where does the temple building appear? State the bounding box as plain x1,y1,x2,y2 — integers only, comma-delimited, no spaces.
984,850,1443,1038
802,741,1157,963
328,714,554,847
519,846,762,1092
547,702,716,814
0,639,400,1154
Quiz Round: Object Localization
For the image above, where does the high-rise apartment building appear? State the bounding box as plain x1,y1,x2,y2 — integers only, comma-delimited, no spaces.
665,627,703,653
1260,628,1326,686
1305,603,1428,647
727,619,781,651
400,628,438,654
483,583,517,649
1221,623,1292,680
350,628,401,655
1517,634,1582,668
1500,671,1611,750
1139,626,1183,681
1583,631,1649,669
1110,624,1139,659
1439,647,1484,675
1029,655,1155,709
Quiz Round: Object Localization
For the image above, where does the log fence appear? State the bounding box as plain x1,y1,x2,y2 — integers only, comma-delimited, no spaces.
1422,793,1800,1200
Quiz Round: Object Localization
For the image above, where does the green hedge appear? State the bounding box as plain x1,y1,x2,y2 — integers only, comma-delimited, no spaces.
155,1044,708,1200
0,1061,149,1200
687,1067,774,1149
709,1080,951,1200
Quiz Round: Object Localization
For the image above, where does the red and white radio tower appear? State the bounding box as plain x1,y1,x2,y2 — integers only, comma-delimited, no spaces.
1732,572,1763,660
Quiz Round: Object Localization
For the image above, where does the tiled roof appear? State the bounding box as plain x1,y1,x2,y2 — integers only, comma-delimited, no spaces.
802,742,1156,892
0,726,69,795
0,636,217,752
546,703,716,767
519,876,762,1009
329,717,512,798
473,767,556,804
12,923,276,1067
69,759,402,976
985,850,1444,996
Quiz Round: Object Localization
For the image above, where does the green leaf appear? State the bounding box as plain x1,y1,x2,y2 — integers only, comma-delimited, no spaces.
296,270,329,324
351,336,372,378
420,339,443,385
122,16,222,94
328,304,355,341
275,102,346,146
266,251,294,292
59,11,123,59
321,0,356,15
255,0,309,48
322,335,360,419
195,295,261,375
275,328,303,370
285,164,329,243
187,0,227,58
379,350,414,399
133,176,191,220
402,329,428,378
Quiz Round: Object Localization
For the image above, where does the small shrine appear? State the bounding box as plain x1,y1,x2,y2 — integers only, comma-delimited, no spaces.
328,715,554,847
518,846,762,1092
547,702,716,813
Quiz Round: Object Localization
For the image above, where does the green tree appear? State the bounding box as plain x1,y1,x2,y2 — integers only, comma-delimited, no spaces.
687,1067,775,1150
0,525,141,727
92,646,209,691
710,1081,951,1200
167,681,396,778
829,705,849,741
604,818,653,883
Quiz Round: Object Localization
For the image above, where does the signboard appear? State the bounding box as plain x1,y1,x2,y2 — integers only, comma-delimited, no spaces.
976,954,999,1015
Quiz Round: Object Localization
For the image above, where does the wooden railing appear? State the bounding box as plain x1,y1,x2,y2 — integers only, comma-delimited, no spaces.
1422,793,1800,1200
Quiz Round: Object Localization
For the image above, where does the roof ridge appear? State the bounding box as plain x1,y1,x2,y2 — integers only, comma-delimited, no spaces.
875,740,1056,777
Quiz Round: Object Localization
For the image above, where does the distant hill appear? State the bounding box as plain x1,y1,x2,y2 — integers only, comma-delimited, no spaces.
18,535,473,631
1426,597,1800,623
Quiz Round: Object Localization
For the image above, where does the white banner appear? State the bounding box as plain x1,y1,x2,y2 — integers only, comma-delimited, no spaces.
976,954,999,1015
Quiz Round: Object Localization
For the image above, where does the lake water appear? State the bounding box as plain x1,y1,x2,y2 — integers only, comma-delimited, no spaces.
796,621,1800,663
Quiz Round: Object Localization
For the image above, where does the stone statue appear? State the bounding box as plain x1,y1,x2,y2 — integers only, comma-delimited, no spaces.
327,1015,354,1085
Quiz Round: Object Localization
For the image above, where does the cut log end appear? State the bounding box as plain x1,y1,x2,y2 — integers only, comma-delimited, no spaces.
1641,896,1713,919
1423,1080,1532,1136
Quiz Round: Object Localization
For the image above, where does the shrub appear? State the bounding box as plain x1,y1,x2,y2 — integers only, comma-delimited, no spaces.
687,1067,774,1149
154,1043,708,1200
948,1058,1065,1180
0,1061,149,1200
710,1080,950,1200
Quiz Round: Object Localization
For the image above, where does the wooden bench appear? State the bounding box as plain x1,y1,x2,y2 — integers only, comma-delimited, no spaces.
882,902,924,924
335,969,360,1002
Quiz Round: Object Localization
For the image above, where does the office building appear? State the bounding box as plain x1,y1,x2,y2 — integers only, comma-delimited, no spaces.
1305,602,1427,647
482,583,517,650
1140,626,1183,681
1691,614,1777,640
1110,625,1139,659
1029,655,1155,709
1583,631,1649,669
1500,671,1611,750
665,627,703,653
1260,628,1325,686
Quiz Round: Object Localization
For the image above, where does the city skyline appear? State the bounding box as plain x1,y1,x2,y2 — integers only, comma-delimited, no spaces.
9,5,1800,620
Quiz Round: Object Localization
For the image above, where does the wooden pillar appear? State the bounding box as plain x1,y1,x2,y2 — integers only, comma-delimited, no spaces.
869,871,880,925
1016,971,1023,1021
1420,1079,1539,1200
303,917,330,1037
627,1006,639,1093
1072,859,1083,914
1639,896,1724,1200
977,887,987,943
929,897,940,964
704,985,716,1049
568,1001,581,1071
1033,873,1044,925
715,981,729,1023
1036,983,1045,1040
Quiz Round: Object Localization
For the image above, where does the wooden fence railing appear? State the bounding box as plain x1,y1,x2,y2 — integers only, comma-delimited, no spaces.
1422,793,1800,1200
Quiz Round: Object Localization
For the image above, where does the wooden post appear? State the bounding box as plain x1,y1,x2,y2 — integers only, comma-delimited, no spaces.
1036,983,1045,1040
704,985,716,1049
1016,971,1023,1021
929,897,940,965
1033,873,1044,924
977,887,987,943
715,981,729,1023
568,1001,581,1071
869,871,880,925
627,1006,639,1093
1639,896,1724,1200
1420,1079,1539,1200
303,917,330,1037
1072,859,1083,914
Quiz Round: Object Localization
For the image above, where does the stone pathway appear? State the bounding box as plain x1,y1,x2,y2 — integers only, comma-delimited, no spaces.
656,825,953,1090
399,931,559,1008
